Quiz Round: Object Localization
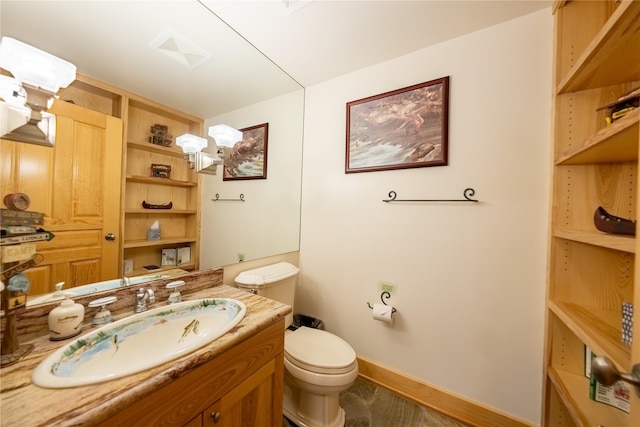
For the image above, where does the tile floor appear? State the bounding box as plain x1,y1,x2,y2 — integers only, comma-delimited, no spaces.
283,377,468,427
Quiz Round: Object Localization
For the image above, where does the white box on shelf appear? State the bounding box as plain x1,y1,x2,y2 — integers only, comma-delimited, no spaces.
123,258,134,275
177,246,191,265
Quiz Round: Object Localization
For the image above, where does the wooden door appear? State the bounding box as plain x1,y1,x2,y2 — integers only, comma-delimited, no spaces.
0,100,123,294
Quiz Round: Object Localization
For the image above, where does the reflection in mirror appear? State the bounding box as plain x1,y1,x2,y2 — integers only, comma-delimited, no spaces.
200,89,304,267
1,1,304,305
27,273,173,307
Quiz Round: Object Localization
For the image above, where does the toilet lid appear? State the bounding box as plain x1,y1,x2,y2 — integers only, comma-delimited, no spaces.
285,327,356,374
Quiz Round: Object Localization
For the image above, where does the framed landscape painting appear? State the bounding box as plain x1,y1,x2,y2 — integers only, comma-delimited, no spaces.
223,123,269,181
346,76,449,173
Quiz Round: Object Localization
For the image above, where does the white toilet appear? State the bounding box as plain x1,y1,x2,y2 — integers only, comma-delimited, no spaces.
235,262,358,427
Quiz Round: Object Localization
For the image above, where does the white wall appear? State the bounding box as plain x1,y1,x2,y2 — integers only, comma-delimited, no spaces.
297,9,552,424
200,89,304,268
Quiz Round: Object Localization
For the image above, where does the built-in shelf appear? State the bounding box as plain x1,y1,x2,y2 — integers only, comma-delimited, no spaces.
126,175,197,187
125,209,197,215
556,111,639,165
124,94,202,273
127,140,186,158
549,301,631,371
556,0,640,94
553,229,635,253
548,367,628,427
123,237,197,249
545,2,640,424
129,263,195,277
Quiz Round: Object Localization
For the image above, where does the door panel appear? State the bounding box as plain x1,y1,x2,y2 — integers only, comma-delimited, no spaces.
1,100,123,295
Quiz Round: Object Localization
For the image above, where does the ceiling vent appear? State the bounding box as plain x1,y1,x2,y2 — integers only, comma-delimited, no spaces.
151,30,212,70
280,0,313,14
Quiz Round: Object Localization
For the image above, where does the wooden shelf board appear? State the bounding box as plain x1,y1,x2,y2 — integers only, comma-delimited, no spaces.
548,367,628,427
128,141,185,158
123,237,197,249
556,111,639,165
553,228,635,253
557,0,640,94
126,175,197,187
129,264,194,276
549,301,631,370
125,209,197,215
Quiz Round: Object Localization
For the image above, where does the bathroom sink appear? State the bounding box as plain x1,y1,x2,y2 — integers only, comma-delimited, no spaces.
32,298,246,388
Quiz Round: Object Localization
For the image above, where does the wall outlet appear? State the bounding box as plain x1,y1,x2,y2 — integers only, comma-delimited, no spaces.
237,253,245,263
378,281,396,295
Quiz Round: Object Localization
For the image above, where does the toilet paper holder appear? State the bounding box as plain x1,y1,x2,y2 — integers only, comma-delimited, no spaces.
367,291,397,313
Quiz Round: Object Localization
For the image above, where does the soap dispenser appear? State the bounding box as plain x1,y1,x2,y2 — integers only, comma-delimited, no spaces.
50,282,66,302
48,295,85,341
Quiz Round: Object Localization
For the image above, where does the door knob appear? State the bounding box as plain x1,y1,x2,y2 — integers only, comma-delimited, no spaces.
105,233,116,241
591,356,640,396
210,412,221,423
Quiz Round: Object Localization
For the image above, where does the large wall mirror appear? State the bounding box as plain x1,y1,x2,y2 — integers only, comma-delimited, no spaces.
1,1,304,304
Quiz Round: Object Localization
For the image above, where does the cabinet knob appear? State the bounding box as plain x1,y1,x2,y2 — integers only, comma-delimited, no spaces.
592,356,640,396
210,412,221,423
105,233,116,241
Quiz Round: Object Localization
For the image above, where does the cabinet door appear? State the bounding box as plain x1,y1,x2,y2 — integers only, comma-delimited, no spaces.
203,360,277,427
1,100,123,293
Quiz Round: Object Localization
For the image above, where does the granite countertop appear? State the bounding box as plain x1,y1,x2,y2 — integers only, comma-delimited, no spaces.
0,284,291,427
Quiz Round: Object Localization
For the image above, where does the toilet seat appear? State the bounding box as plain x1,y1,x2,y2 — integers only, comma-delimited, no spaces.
285,326,357,375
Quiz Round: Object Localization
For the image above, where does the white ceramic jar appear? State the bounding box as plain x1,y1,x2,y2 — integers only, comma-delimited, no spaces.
48,298,85,341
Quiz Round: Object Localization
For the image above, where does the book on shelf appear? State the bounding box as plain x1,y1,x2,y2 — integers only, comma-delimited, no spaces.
162,248,177,266
177,246,191,265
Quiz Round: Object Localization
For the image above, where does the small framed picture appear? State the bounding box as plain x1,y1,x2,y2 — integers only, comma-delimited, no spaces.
223,123,269,180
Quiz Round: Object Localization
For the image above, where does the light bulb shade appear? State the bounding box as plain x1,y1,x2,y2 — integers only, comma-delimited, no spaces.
208,124,242,148
176,134,207,154
0,37,76,94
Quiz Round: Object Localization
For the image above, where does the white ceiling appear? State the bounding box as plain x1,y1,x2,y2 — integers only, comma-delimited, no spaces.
0,0,550,119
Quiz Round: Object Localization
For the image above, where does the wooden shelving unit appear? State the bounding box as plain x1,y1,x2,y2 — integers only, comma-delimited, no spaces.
123,95,203,274
543,1,640,425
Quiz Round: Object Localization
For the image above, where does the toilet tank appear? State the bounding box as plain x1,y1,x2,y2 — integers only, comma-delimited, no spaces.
234,262,300,328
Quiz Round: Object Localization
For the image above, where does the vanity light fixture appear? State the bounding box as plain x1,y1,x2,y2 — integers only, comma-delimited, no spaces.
176,133,223,175
0,37,76,146
176,133,207,156
208,124,242,148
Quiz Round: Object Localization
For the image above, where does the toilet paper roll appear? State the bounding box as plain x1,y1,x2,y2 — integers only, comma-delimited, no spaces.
372,303,394,323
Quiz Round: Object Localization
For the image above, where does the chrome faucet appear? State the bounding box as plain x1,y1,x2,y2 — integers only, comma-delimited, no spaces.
134,288,155,313
120,276,131,287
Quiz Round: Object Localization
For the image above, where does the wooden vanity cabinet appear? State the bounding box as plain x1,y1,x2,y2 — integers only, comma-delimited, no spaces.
198,359,280,427
99,320,285,427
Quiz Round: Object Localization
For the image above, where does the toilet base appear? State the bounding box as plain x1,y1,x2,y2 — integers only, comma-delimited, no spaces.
283,380,346,427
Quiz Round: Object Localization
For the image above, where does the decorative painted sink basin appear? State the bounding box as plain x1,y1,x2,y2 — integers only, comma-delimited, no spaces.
32,298,246,388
